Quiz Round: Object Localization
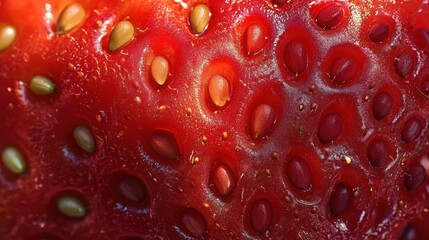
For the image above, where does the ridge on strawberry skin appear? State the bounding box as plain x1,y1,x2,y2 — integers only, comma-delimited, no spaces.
0,0,429,239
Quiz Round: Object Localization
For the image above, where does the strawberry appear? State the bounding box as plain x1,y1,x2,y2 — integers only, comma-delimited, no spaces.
0,0,428,239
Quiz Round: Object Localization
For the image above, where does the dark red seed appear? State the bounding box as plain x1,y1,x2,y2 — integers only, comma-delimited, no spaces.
420,79,429,96
330,56,358,85
315,3,344,30
245,23,267,55
329,183,352,216
367,140,389,168
213,164,236,196
182,208,207,237
404,164,426,191
250,199,272,233
250,103,276,139
318,112,343,144
286,158,312,190
118,175,146,202
368,22,389,43
150,130,180,159
398,223,418,240
372,92,393,120
401,117,423,143
284,41,307,75
395,53,413,78
413,28,429,50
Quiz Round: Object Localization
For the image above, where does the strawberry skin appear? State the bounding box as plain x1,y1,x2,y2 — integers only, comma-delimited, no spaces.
0,0,429,239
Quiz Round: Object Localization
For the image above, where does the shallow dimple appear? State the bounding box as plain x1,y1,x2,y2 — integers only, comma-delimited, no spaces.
249,103,276,139
398,223,418,240
329,183,352,216
118,175,146,202
395,53,413,78
0,24,16,52
286,158,312,190
401,117,423,144
56,3,86,34
213,164,235,196
284,41,307,75
208,75,230,108
182,208,207,237
368,140,388,168
372,92,393,120
244,23,266,55
151,56,170,86
150,130,180,160
330,56,357,85
250,199,272,233
404,164,425,191
190,4,211,35
315,3,344,30
413,28,429,50
57,195,86,218
368,22,389,43
30,76,56,95
109,20,134,51
318,112,343,144
1,147,26,174
73,125,96,153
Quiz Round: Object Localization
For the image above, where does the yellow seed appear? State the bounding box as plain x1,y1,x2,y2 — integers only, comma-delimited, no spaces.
73,125,95,153
109,20,134,51
190,4,211,35
57,196,86,218
57,3,86,34
30,76,56,95
208,75,230,108
151,56,169,86
0,24,16,52
1,147,26,174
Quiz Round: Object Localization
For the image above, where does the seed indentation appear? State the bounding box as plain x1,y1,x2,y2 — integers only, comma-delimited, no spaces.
368,22,389,43
0,24,16,52
182,208,207,237
208,75,230,108
329,183,352,216
73,125,96,153
56,3,86,34
284,41,307,75
57,195,86,218
315,3,344,30
398,223,418,240
30,76,56,95
372,92,393,120
118,175,146,202
190,4,211,35
413,28,429,50
151,56,170,86
150,130,180,160
249,103,276,139
330,56,357,85
244,23,266,55
368,140,388,168
1,147,26,174
250,199,272,233
286,157,312,190
213,164,235,196
109,20,134,51
395,53,413,78
404,164,425,191
401,117,423,143
318,112,343,144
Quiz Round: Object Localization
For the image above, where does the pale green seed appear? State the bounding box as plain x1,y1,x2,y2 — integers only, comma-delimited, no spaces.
57,196,86,218
73,125,95,153
30,76,56,95
0,24,16,52
1,147,26,174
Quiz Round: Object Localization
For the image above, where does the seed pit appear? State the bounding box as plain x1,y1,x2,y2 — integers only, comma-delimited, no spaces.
189,4,211,35
367,139,389,168
0,24,16,52
118,175,147,202
250,199,272,233
398,223,418,240
286,157,312,190
401,117,423,144
413,28,429,50
404,164,425,191
56,3,86,34
315,3,345,30
329,183,352,216
109,20,135,51
395,53,413,78
330,56,358,85
284,41,308,76
1,146,26,175
150,130,180,160
249,103,276,139
368,22,389,43
318,112,343,144
181,208,207,237
372,92,393,120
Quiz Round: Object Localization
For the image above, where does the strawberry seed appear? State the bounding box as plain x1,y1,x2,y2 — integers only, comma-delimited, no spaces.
190,4,211,35
250,103,276,139
315,3,345,30
57,195,86,218
1,147,26,175
208,75,230,108
30,76,56,95
181,208,207,237
150,130,180,160
284,41,308,76
109,20,134,51
151,56,170,86
73,125,96,153
213,164,235,196
250,199,272,233
286,157,312,190
56,3,86,34
329,183,352,216
244,23,267,56
0,24,16,52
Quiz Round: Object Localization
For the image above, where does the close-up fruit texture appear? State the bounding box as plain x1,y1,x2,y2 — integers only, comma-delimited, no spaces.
0,0,429,239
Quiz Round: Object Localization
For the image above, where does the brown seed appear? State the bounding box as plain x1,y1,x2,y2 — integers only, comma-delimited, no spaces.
73,125,96,153
151,130,180,160
151,56,169,86
57,3,86,34
109,20,135,51
190,4,211,35
208,75,230,108
0,24,16,52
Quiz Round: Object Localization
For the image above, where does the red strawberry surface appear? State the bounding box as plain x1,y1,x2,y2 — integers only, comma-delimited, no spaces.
0,0,429,239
